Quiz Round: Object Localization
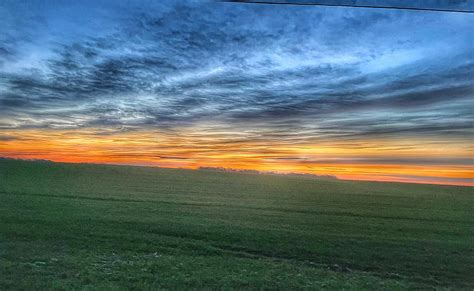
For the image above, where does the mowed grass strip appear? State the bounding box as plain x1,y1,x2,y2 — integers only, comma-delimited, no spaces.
0,159,473,289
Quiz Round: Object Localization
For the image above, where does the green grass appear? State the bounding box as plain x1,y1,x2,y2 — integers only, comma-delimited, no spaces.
0,158,472,289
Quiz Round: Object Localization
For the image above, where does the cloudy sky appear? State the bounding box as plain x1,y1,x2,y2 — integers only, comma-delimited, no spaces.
0,0,473,185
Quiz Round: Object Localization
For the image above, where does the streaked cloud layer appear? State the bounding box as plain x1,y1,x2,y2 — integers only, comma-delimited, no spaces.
0,0,473,185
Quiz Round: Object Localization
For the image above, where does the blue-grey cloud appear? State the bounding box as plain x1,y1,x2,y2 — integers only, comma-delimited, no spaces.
0,0,472,144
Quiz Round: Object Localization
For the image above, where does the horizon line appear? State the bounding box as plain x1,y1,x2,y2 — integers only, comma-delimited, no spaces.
2,156,472,187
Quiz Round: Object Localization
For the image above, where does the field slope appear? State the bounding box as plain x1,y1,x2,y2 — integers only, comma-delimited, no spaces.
0,159,473,289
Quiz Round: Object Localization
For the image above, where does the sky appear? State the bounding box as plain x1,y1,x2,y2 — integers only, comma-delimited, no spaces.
0,0,473,185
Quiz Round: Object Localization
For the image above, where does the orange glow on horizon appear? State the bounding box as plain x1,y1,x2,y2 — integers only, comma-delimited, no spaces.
1,128,473,186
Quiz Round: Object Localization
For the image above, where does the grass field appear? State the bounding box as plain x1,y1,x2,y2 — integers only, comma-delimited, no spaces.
0,158,472,289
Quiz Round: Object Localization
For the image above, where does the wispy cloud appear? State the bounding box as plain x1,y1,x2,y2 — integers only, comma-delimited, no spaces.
0,0,472,185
